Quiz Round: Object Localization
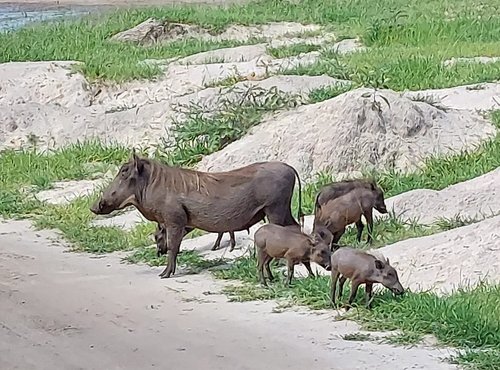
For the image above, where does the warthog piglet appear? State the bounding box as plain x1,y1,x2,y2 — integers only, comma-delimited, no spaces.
254,224,332,287
330,247,404,310
313,184,388,247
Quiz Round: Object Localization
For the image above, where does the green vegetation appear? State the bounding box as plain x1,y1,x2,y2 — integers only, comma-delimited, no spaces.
216,255,499,369
157,86,301,166
1,0,499,87
308,83,354,103
1,1,500,368
267,43,321,59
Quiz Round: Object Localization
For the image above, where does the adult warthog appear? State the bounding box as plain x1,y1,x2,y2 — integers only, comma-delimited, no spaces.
90,151,303,279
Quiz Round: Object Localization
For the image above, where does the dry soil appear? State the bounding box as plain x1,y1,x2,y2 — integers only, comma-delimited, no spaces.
0,219,458,370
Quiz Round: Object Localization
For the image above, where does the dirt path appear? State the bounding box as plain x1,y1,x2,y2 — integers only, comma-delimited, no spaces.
0,219,458,370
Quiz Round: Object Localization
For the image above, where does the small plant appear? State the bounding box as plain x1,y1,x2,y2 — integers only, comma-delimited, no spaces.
363,10,409,46
384,331,423,346
435,214,481,231
342,333,373,341
354,67,392,112
407,93,449,112
308,83,353,103
466,84,486,91
267,43,321,59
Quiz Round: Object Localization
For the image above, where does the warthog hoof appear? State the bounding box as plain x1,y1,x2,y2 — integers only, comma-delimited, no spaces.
159,267,173,279
342,304,352,312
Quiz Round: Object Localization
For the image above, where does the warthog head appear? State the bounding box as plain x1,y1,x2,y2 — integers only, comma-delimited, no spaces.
373,257,404,295
371,183,388,214
90,150,144,215
310,235,332,271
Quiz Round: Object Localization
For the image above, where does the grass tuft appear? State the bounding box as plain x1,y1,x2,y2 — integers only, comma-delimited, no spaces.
156,85,302,166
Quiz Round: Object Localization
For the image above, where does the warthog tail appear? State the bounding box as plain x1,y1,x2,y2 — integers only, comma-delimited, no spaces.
289,164,304,228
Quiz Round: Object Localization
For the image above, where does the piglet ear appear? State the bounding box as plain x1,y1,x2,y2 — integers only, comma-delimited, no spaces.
374,259,385,270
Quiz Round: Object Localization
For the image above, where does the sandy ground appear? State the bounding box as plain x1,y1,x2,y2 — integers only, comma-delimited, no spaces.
0,219,458,370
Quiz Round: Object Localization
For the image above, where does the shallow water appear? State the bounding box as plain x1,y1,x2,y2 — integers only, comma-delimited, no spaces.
0,3,102,32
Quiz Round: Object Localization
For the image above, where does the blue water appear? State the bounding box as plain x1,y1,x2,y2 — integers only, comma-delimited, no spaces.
0,3,101,32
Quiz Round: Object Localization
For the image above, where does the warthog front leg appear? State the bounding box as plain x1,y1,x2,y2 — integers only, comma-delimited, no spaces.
159,225,184,279
364,208,374,244
344,280,361,311
330,269,340,307
355,219,364,243
303,261,315,278
365,282,374,309
331,229,345,251
286,261,295,287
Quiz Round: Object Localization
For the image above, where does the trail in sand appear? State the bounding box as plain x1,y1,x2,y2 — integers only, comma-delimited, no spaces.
0,219,457,370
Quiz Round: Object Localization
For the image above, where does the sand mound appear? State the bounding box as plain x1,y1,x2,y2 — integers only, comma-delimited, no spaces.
35,179,104,205
111,19,335,47
377,215,500,294
0,61,92,107
197,87,496,179
404,82,500,112
384,167,500,224
0,57,337,150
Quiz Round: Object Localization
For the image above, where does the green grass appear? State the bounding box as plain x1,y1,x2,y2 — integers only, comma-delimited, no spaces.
216,256,499,369
1,0,499,86
156,86,302,166
1,3,500,368
267,43,321,59
125,246,228,274
358,284,500,369
308,82,354,103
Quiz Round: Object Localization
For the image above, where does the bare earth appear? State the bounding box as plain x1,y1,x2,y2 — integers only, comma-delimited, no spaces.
0,219,458,370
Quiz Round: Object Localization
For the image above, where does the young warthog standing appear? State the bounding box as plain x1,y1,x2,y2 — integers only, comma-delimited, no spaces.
330,247,404,310
90,151,303,279
314,179,377,216
254,224,331,287
313,184,388,247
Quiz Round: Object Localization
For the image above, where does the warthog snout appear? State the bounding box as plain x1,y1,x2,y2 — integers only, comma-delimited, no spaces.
90,199,105,214
376,204,388,214
157,248,165,257
90,198,116,215
392,284,405,295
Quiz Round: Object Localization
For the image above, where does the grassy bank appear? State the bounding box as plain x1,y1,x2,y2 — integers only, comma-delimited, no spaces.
1,1,500,368
1,0,499,87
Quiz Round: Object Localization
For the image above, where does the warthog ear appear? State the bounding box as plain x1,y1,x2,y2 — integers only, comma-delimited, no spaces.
386,257,390,265
370,182,376,191
132,148,144,174
374,259,385,270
